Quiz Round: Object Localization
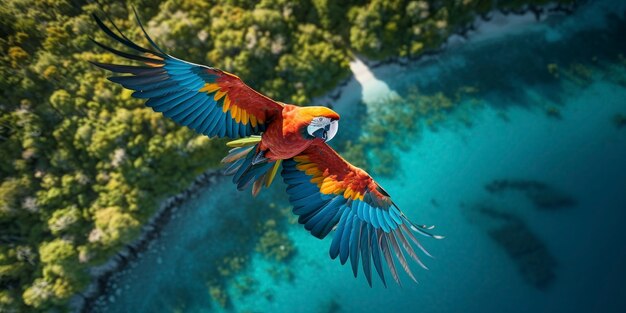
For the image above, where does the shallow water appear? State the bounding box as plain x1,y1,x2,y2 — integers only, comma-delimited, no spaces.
93,1,626,312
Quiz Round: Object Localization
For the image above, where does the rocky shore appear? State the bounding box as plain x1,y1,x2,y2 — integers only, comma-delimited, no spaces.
70,170,224,312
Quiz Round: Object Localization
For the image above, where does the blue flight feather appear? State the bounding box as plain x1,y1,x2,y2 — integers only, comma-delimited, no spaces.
371,229,386,287
330,208,351,259
292,199,328,216
308,196,342,225
109,74,168,87
178,78,205,90
317,206,345,239
291,192,325,206
381,210,395,231
196,106,219,134
377,210,390,232
163,93,203,116
177,97,209,125
187,104,213,130
133,84,180,98
229,112,239,137
369,205,380,229
339,216,354,265
223,113,233,137
170,71,199,82
349,219,361,277
360,223,372,286
356,201,367,221
145,91,184,110
309,197,344,237
389,206,403,225
203,112,223,136
217,116,227,137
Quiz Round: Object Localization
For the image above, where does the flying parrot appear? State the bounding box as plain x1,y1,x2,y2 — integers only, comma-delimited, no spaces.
90,9,442,286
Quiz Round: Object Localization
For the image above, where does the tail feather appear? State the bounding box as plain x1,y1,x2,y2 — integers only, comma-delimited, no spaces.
222,137,281,196
223,157,246,176
237,162,273,190
222,146,254,163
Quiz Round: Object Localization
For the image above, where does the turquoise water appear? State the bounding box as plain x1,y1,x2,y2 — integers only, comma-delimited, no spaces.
93,1,626,312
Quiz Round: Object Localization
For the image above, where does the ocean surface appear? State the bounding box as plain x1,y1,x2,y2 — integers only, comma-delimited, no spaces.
92,1,626,312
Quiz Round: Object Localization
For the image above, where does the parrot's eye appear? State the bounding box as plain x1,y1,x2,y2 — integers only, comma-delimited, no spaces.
307,118,338,142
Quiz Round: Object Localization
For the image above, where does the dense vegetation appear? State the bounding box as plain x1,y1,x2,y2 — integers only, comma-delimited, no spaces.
0,0,575,311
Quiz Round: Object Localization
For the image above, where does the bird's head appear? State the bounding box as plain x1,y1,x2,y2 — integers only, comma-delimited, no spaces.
299,106,340,142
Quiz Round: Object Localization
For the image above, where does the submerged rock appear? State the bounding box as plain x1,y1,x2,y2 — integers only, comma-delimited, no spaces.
263,290,275,302
488,220,557,289
325,299,342,313
462,203,558,289
613,113,626,129
485,179,576,210
544,106,562,119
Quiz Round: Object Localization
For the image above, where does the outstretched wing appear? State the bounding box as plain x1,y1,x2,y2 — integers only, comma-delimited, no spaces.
281,141,442,286
90,10,283,138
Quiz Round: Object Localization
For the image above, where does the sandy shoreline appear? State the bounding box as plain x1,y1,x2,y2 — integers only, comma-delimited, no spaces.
70,2,581,311
313,1,580,113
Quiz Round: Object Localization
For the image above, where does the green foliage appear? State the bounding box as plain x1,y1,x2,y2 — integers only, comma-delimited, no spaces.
48,207,83,236
0,0,575,311
21,239,90,309
93,206,140,247
348,0,475,59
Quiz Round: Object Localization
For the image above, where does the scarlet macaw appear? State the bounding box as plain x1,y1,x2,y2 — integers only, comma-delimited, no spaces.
91,10,442,286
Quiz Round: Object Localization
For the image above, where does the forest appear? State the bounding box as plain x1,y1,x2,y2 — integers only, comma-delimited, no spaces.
0,0,575,311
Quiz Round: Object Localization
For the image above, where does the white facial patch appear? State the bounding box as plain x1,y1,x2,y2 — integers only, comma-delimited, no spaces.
326,120,338,142
307,117,339,142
